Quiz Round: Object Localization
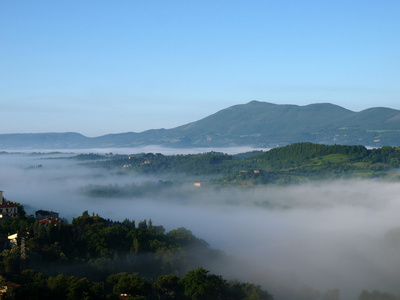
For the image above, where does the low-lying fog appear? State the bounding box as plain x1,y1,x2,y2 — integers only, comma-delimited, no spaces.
1,149,400,299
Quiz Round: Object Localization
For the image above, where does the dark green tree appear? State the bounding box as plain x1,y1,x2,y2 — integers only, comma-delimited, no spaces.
113,274,151,298
179,267,227,300
153,274,182,299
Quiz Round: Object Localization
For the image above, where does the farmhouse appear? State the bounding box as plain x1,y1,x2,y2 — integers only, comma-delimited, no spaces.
35,210,59,221
0,191,18,219
39,217,60,228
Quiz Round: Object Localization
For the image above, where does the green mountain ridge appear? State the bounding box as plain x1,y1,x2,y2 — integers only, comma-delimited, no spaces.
1,101,400,149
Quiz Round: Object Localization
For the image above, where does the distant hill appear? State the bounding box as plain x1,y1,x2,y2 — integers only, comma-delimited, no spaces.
1,101,400,149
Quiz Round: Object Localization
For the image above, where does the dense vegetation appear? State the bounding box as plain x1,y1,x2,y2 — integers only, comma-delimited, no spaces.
77,143,400,196
81,143,400,177
0,199,398,299
0,210,273,299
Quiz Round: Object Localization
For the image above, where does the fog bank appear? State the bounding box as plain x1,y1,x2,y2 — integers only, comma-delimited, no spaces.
1,152,400,299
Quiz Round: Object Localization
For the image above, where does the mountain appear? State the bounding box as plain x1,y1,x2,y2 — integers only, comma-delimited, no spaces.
1,101,400,149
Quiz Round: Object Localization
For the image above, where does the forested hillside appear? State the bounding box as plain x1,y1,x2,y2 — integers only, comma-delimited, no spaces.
0,210,273,299
77,143,400,196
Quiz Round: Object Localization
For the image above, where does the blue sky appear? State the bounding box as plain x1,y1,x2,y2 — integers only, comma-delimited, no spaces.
1,1,399,136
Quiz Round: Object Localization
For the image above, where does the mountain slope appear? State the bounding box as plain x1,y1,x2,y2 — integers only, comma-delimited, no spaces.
169,101,356,146
1,101,400,149
166,101,400,147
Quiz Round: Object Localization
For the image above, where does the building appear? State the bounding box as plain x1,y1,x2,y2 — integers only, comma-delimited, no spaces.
7,233,18,248
0,191,18,219
35,210,59,221
38,217,60,228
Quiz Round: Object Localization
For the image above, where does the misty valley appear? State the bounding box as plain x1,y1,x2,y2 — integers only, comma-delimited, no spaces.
1,143,400,299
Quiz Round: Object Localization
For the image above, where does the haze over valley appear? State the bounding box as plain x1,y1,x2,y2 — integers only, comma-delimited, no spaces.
1,147,400,299
2,1,400,299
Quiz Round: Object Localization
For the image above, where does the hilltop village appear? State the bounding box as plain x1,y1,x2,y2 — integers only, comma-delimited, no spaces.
0,190,59,251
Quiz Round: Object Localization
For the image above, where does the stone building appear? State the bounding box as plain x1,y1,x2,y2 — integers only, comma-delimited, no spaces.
0,191,18,219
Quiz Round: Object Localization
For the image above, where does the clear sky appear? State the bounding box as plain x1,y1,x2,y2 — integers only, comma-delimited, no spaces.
1,1,399,137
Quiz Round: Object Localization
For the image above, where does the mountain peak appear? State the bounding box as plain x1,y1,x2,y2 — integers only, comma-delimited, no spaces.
246,100,276,106
1,101,400,149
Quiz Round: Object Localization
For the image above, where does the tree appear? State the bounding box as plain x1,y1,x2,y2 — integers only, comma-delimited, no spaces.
389,158,399,168
179,268,227,300
0,247,21,273
167,228,208,248
358,290,396,300
106,272,128,287
322,288,340,300
47,274,69,299
113,274,151,298
153,274,182,299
